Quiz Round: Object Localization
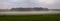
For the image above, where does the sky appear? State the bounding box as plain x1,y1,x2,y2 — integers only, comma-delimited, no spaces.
0,0,60,9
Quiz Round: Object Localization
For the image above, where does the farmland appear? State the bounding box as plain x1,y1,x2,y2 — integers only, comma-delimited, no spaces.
0,13,60,21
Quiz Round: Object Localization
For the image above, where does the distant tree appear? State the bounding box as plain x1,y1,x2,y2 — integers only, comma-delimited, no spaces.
33,7,44,11
11,8,15,11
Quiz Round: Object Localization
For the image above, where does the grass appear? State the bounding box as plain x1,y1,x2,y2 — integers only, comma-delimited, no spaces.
0,13,60,21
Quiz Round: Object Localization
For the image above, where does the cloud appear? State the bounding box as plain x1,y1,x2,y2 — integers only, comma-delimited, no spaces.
45,0,60,9
0,0,60,9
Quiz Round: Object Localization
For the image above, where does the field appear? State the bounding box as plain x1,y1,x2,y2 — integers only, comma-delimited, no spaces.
0,11,60,21
0,13,60,21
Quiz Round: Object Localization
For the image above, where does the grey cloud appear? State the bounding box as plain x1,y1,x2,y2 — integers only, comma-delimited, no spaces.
46,0,60,9
10,0,46,7
0,0,60,9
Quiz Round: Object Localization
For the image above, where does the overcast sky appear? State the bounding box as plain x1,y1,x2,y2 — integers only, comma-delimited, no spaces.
0,0,60,9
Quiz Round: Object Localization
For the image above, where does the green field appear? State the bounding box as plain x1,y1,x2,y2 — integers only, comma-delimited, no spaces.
0,13,60,21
